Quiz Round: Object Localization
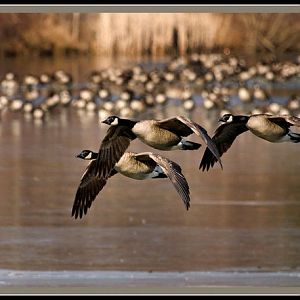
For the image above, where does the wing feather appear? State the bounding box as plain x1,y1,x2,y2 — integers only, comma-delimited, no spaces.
157,117,193,136
72,160,109,219
147,153,191,210
158,116,222,169
176,116,223,169
267,115,300,128
94,125,136,179
199,122,249,171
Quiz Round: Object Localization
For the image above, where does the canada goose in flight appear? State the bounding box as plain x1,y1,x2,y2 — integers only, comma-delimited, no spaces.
200,113,300,171
71,150,191,219
100,115,222,171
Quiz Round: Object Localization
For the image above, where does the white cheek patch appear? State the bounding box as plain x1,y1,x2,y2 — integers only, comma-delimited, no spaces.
85,152,92,160
111,118,119,125
227,115,233,123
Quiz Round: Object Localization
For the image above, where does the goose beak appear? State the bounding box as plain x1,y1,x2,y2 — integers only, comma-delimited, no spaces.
101,119,109,125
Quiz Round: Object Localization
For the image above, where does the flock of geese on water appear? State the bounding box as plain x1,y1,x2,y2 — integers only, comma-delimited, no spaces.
0,53,299,124
0,53,299,217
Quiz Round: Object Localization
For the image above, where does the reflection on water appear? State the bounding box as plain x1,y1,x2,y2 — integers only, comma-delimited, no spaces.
0,56,299,287
0,104,300,274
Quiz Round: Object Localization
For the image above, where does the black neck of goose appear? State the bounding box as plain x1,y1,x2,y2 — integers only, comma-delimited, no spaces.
235,115,250,123
91,151,98,159
119,118,137,128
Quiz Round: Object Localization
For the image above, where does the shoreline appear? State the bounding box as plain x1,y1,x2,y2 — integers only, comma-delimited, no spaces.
0,269,300,294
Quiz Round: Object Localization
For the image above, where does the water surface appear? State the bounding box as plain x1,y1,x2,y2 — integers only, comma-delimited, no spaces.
0,56,299,292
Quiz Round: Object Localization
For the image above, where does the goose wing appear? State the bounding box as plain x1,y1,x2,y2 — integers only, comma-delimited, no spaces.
135,152,190,210
199,122,249,171
157,116,194,136
159,116,222,169
71,159,110,219
95,125,136,179
267,115,300,128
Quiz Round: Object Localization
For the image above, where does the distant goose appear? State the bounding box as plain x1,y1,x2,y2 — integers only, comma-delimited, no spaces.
89,71,102,85
23,101,34,113
71,150,191,219
79,89,94,102
43,93,60,110
204,72,214,82
239,70,253,82
253,85,270,102
101,115,222,173
182,86,193,100
72,97,87,109
115,98,128,111
9,98,23,111
183,98,196,111
145,80,156,92
0,96,9,107
59,90,73,106
200,113,300,171
130,98,146,113
203,93,220,110
39,73,53,86
32,107,46,119
1,72,19,96
86,101,97,112
287,95,300,112
54,70,73,86
155,93,168,105
102,101,115,112
23,74,39,90
120,89,134,102
238,86,252,103
278,107,290,116
119,107,134,118
267,102,281,115
144,94,155,107
98,88,111,100
265,70,275,81
164,71,175,83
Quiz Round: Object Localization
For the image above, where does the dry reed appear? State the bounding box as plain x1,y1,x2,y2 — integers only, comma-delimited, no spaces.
0,13,298,57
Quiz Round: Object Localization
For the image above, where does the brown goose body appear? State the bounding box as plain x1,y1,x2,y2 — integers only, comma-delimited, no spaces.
131,120,182,150
247,114,290,142
114,152,158,179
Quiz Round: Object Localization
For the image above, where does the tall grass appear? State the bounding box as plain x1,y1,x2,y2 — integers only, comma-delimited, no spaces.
0,13,298,57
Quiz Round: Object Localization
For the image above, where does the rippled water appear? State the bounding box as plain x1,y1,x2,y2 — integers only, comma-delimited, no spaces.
0,56,299,292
